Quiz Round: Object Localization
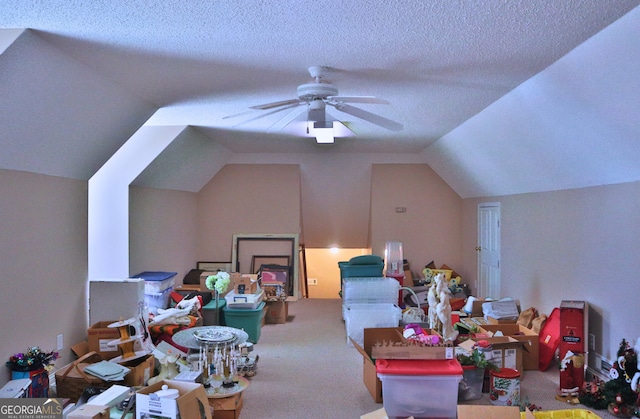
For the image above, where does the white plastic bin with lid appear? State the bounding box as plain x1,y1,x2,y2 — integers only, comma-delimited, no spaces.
344,303,401,347
145,286,173,314
342,277,401,303
131,271,177,294
341,277,400,319
224,289,265,309
376,358,463,419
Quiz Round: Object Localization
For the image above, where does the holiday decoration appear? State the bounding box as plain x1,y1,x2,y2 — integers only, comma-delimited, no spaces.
580,338,638,418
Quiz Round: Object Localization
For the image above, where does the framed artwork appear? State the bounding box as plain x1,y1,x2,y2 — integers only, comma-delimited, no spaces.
231,233,300,300
250,255,290,273
197,261,232,272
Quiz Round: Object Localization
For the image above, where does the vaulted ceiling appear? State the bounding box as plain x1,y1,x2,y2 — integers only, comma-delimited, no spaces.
1,1,639,199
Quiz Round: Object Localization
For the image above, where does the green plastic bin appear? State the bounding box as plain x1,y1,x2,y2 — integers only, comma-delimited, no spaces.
202,298,226,326
222,301,265,343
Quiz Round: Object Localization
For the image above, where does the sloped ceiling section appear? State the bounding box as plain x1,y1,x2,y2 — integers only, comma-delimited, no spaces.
131,126,234,193
425,6,640,198
0,29,157,180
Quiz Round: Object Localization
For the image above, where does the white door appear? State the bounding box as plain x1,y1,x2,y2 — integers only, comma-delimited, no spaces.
477,202,501,299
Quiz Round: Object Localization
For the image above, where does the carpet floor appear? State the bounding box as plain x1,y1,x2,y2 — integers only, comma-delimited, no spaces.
236,298,616,419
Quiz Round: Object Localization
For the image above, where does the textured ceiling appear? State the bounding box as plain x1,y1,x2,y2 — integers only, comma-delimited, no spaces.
1,1,639,198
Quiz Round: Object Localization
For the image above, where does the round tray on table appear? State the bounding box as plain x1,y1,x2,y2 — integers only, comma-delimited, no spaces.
172,326,249,350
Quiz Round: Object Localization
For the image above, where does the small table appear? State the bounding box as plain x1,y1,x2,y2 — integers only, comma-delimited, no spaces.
207,376,249,418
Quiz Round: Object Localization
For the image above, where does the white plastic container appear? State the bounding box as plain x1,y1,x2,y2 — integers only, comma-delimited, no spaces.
224,289,265,309
344,303,401,347
376,358,463,419
342,277,401,304
145,287,173,314
342,277,401,319
132,271,177,294
384,241,404,276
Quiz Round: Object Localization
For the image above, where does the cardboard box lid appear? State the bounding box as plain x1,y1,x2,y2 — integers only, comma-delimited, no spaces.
368,327,453,360
458,335,523,352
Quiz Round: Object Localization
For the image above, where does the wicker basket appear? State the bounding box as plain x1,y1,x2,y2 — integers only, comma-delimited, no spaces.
54,351,112,402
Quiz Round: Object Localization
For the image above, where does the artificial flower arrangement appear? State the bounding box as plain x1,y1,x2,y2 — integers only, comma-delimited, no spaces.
205,271,231,294
6,346,58,372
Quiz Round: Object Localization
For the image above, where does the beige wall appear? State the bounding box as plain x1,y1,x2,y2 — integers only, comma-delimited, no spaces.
195,164,302,264
129,186,199,281
370,164,464,279
461,181,640,366
0,170,88,383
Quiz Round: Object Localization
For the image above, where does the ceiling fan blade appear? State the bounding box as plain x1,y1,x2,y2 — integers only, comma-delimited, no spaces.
250,98,301,110
268,105,307,132
331,103,403,131
232,103,302,127
328,96,389,104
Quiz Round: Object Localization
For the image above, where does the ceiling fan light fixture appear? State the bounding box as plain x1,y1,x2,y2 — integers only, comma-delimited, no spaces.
313,121,334,144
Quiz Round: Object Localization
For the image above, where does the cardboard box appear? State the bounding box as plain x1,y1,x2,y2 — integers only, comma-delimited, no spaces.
87,321,122,359
120,354,155,387
479,324,539,371
367,327,453,360
136,380,212,419
209,391,243,419
402,270,414,287
458,336,524,375
351,327,453,403
68,404,110,419
264,300,288,324
232,273,258,295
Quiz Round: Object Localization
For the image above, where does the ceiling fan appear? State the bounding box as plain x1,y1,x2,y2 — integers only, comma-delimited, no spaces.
226,66,403,142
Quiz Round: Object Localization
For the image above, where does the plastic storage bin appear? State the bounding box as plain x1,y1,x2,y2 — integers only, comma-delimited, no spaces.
344,303,402,347
458,365,484,401
376,358,463,419
223,301,265,343
338,255,384,281
145,287,173,314
341,277,400,319
342,277,400,303
225,289,265,309
202,298,226,326
132,271,177,294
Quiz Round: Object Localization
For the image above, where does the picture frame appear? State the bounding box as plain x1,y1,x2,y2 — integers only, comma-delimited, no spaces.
196,261,232,272
250,255,291,274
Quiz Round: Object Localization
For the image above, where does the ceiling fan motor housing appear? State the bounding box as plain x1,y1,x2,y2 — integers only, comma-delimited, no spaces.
297,82,338,101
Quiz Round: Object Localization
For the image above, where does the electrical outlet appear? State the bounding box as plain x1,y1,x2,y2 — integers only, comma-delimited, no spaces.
57,334,64,351
589,333,596,351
